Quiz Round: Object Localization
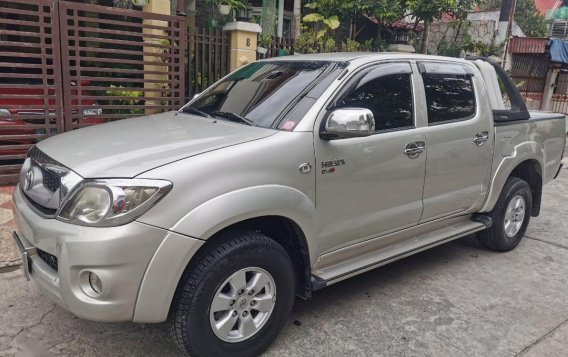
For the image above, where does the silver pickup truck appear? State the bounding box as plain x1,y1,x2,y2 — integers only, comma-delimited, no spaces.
12,53,566,356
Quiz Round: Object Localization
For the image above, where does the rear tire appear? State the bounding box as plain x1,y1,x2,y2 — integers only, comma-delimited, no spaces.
168,231,295,357
478,177,532,252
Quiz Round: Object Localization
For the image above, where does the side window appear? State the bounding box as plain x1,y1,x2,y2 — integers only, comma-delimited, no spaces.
336,73,413,131
423,75,476,124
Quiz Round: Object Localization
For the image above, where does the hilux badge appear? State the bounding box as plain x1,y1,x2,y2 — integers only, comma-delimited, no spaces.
321,158,345,174
24,169,34,191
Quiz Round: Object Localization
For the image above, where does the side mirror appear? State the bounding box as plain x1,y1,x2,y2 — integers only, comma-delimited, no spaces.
322,108,375,140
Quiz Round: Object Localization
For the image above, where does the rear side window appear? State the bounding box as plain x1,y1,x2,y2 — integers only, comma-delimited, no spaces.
336,73,413,131
423,75,475,124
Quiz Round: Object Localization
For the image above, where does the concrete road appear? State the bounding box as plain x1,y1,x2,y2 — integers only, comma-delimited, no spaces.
1,168,567,356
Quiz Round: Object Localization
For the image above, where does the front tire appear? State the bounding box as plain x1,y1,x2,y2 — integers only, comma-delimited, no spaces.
168,231,295,357
478,177,532,252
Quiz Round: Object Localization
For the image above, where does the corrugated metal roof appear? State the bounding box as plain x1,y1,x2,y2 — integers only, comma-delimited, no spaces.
509,37,549,53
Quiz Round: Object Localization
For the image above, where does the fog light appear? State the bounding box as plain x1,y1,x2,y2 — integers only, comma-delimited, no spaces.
88,272,102,294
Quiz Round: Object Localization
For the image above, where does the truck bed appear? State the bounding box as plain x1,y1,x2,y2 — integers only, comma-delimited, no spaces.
494,111,566,185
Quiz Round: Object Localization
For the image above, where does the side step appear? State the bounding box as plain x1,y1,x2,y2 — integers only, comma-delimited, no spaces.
471,214,493,228
311,218,488,291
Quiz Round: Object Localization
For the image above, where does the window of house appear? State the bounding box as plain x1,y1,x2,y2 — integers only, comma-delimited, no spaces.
423,75,476,124
336,73,414,131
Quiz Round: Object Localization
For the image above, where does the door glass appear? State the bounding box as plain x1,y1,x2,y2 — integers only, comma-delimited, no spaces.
336,73,413,131
423,75,475,124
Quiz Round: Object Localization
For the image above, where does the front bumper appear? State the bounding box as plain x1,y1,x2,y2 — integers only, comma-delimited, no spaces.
12,187,170,322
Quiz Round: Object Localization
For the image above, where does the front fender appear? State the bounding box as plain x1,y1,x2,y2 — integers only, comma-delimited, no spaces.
480,141,543,212
133,185,316,323
171,185,317,254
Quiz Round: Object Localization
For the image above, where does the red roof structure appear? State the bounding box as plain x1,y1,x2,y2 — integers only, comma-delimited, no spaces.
535,0,562,16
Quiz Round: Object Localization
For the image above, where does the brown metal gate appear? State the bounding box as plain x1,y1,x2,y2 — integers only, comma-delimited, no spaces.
187,27,230,98
0,0,186,184
551,72,568,115
0,0,64,183
510,53,549,111
58,1,186,130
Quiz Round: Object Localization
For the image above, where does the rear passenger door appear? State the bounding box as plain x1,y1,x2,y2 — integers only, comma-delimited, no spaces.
418,62,494,222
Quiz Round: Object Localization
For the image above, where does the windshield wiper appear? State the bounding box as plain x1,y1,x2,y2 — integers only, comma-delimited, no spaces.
180,106,211,118
211,111,256,126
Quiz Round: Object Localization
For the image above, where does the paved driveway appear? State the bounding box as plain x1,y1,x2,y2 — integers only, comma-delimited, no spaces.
1,167,567,356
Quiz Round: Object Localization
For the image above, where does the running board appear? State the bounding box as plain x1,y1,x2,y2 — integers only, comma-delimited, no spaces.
471,213,493,228
312,220,487,290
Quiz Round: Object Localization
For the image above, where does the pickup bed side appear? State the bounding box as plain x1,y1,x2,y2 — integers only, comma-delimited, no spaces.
470,58,567,215
482,114,566,213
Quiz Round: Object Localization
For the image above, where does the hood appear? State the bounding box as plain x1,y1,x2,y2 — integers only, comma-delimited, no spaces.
37,111,276,178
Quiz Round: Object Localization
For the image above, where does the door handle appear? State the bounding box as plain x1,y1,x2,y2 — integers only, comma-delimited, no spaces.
404,141,425,159
473,131,489,146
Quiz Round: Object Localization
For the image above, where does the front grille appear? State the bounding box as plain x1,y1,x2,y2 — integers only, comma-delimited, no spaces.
27,146,59,166
37,249,58,272
27,146,64,193
41,167,60,192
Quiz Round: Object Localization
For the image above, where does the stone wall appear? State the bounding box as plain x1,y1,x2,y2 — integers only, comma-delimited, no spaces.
427,20,495,55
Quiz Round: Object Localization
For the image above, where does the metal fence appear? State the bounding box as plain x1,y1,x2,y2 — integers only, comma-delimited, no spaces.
0,1,232,184
551,72,568,114
59,1,186,130
187,27,230,98
257,36,294,60
510,54,549,93
0,0,64,183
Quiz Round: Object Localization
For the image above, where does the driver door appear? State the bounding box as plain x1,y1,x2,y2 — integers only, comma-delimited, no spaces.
314,63,427,253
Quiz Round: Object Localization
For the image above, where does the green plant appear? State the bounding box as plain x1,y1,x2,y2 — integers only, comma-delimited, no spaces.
463,40,503,57
406,0,458,53
294,25,337,54
479,0,548,37
303,2,340,38
340,39,360,52
437,41,463,57
358,39,374,52
259,34,273,48
105,85,144,115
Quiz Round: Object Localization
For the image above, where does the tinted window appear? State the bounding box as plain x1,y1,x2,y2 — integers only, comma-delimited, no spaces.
336,73,413,131
423,75,475,124
186,61,343,129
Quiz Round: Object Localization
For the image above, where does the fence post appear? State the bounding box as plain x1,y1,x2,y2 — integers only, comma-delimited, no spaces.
223,22,261,72
541,66,560,112
142,0,171,114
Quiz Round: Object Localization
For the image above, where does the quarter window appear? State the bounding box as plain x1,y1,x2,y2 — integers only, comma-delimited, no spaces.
423,75,476,124
336,73,414,131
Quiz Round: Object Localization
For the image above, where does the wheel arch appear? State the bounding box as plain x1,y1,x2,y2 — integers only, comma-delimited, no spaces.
508,159,542,216
184,216,313,300
481,155,543,216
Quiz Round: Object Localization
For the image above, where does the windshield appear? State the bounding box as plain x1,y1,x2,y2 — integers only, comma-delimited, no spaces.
182,61,344,130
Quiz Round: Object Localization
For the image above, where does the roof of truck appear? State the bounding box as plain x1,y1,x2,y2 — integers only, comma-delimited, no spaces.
257,52,470,64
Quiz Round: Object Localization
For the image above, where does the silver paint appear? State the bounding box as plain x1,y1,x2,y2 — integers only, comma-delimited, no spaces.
12,53,566,325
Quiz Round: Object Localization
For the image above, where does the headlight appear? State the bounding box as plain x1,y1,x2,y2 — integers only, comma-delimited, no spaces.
82,105,103,116
57,179,171,227
0,108,10,115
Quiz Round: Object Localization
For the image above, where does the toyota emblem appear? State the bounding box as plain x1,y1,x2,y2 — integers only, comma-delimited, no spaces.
24,169,34,191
